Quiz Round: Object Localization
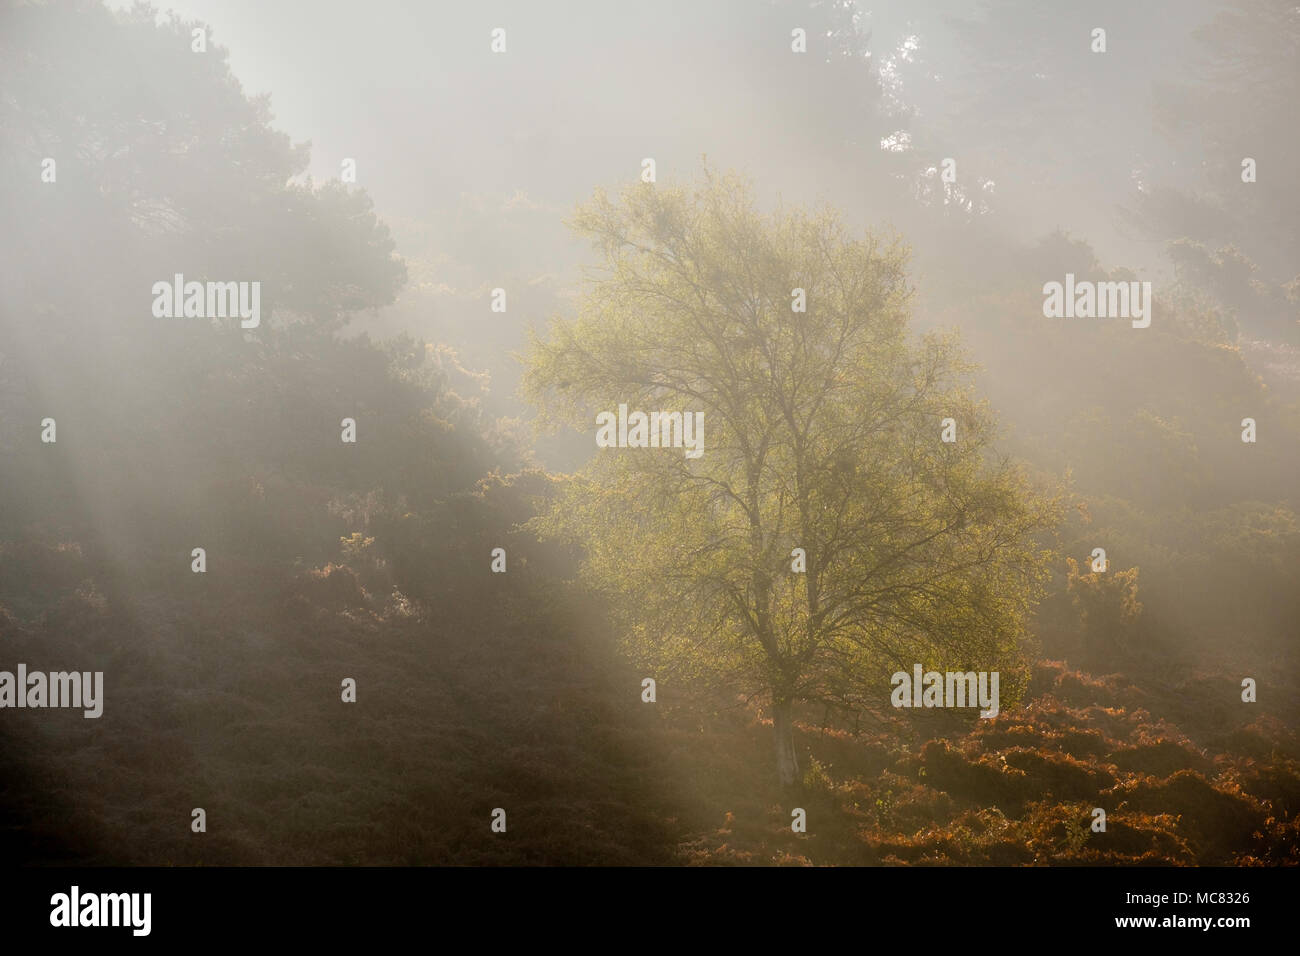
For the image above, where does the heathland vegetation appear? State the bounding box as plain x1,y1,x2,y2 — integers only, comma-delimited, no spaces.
1,0,1296,865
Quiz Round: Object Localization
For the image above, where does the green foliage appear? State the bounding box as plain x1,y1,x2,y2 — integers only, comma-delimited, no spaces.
1065,557,1143,666
803,755,835,793
524,168,1056,720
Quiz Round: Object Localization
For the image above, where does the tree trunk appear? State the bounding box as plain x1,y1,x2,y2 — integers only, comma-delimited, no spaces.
773,698,799,787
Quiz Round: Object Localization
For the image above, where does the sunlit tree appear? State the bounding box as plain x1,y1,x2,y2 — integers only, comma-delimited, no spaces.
524,169,1055,785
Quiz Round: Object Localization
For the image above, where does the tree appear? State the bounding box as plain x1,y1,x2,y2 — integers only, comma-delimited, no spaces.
1144,0,1300,282
1065,557,1143,667
524,169,1055,785
0,1,416,545
0,0,540,610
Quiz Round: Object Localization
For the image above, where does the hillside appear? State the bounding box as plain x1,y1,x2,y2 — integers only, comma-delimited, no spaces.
4,534,1295,866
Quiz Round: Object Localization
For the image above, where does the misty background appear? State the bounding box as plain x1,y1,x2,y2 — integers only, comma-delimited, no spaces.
0,0,1297,865
105,0,1300,428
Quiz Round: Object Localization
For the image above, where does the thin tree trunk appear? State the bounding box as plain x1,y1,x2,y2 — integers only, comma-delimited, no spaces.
773,698,799,787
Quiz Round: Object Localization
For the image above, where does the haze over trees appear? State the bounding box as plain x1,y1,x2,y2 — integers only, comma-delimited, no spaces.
524,172,1054,784
0,0,1296,865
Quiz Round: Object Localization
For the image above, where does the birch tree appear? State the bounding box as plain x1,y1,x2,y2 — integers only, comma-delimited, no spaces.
524,169,1054,786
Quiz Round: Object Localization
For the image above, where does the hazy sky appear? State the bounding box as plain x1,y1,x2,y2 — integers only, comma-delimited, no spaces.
98,0,1222,278
101,1,857,216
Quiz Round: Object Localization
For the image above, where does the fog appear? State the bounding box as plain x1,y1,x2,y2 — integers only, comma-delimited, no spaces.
1,0,1296,866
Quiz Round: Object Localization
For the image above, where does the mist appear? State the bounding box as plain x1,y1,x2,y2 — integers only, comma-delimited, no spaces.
1,0,1297,868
